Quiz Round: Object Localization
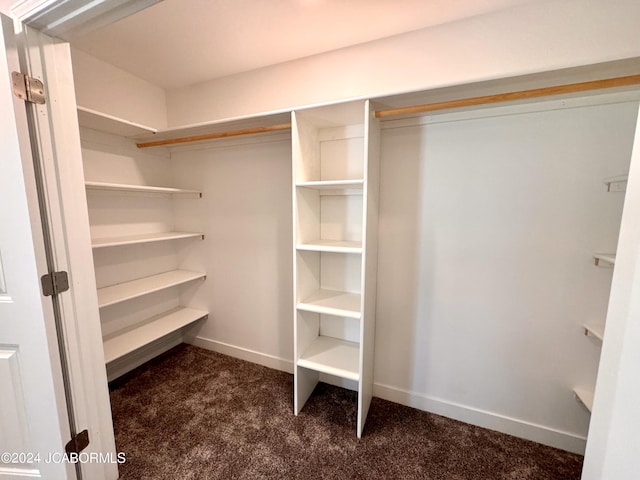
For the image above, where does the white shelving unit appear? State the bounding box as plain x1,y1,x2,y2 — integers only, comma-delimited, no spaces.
575,173,626,412
292,100,380,438
79,109,207,376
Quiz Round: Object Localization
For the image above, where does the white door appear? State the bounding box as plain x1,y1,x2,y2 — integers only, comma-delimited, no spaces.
0,13,75,480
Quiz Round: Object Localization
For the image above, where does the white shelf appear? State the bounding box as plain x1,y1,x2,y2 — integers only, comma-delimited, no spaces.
594,253,616,266
296,180,364,193
604,175,628,193
92,231,203,249
297,336,360,381
583,323,605,341
573,388,594,412
98,270,206,308
77,106,157,137
297,289,361,318
85,181,201,197
296,240,362,254
103,306,207,364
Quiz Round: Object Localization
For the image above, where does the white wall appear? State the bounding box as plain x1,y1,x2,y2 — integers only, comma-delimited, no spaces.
166,0,640,127
169,135,294,369
71,48,167,129
374,97,637,453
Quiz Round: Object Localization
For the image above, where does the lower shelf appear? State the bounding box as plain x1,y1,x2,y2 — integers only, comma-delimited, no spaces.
297,336,360,381
103,306,208,364
573,388,594,412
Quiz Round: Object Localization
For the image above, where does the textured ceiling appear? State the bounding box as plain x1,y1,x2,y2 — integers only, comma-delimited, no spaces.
71,0,535,90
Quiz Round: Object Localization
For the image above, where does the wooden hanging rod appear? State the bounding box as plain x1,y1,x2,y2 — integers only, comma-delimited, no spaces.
375,74,640,119
137,75,640,148
136,123,292,148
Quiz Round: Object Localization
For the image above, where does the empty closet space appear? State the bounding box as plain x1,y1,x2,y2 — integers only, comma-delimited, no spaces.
374,94,638,445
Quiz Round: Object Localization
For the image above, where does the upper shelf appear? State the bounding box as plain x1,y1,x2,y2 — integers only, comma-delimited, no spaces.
92,231,204,249
77,106,157,137
77,105,292,146
296,180,364,195
85,181,201,197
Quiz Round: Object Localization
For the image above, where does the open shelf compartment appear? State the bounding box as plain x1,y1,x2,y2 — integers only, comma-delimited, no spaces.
297,336,360,381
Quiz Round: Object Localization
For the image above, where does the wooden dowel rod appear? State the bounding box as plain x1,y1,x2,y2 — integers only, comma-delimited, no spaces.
375,75,640,119
137,123,292,148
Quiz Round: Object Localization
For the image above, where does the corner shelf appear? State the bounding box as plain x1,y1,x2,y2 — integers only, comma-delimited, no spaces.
297,289,361,318
297,336,360,381
85,181,201,197
583,323,605,342
92,231,204,249
573,388,594,412
103,306,207,364
98,270,206,308
77,106,157,137
296,240,362,254
594,253,616,266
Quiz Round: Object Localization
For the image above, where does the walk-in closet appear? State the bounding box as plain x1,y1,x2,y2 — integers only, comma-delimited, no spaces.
3,1,640,479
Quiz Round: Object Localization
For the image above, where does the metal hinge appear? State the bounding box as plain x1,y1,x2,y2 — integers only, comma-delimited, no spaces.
41,271,69,296
11,71,46,104
65,429,90,455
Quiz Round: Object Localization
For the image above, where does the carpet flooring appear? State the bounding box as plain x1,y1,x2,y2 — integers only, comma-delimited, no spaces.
109,344,584,479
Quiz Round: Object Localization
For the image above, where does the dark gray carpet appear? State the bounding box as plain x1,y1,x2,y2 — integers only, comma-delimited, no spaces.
109,344,583,479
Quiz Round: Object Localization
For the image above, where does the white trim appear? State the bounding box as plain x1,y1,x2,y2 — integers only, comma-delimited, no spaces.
373,382,587,455
187,336,294,374
188,336,587,454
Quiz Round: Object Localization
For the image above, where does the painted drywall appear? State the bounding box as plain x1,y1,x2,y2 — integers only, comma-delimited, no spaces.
71,48,167,129
166,0,640,127
582,105,640,479
169,135,295,366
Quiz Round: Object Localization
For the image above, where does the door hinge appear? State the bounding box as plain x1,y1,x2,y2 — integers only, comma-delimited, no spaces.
65,429,90,455
11,71,46,104
41,271,69,296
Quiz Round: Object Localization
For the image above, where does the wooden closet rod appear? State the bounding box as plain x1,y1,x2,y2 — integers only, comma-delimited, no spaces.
136,123,292,148
375,74,640,119
137,75,640,148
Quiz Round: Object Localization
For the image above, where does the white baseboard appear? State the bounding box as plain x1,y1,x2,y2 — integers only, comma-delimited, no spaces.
188,336,586,455
372,383,587,455
186,336,294,373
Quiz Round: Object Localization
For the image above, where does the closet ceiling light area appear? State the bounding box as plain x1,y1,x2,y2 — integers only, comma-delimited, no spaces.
69,0,535,88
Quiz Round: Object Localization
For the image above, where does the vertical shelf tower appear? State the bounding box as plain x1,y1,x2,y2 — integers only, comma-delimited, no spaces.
292,100,380,437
